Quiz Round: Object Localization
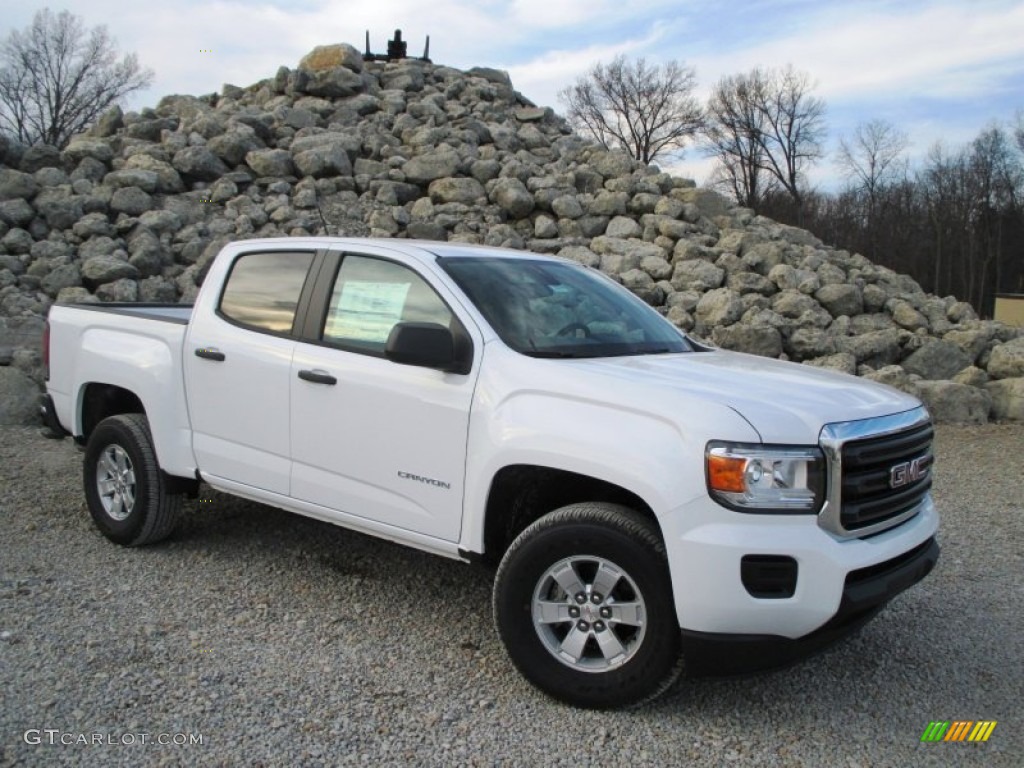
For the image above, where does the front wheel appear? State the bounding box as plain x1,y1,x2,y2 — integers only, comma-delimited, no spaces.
83,413,182,546
493,503,682,708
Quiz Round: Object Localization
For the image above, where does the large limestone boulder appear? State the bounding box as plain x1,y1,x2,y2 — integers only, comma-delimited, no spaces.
299,44,364,73
901,340,972,381
0,366,39,426
985,378,1024,421
987,338,1024,380
914,380,991,425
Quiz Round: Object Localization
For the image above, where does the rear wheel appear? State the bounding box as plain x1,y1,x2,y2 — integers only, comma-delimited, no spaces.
83,413,182,546
493,502,682,708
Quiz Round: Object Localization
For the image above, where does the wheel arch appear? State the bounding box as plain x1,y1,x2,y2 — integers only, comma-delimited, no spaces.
78,382,146,440
479,464,661,564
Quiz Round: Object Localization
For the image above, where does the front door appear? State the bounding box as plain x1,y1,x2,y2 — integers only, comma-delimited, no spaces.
289,251,480,541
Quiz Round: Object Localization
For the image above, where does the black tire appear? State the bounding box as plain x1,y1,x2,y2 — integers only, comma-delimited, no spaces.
493,502,682,708
83,413,182,546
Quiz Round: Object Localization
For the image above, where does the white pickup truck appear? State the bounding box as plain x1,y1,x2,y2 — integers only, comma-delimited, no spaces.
42,237,939,708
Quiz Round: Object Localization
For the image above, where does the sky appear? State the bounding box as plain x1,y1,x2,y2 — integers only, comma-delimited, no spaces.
1,0,1022,189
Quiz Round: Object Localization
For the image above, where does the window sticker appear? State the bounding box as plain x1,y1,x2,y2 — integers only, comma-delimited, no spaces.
327,281,411,342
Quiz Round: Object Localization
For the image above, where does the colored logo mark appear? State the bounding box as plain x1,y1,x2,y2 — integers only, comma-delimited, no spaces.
921,721,997,742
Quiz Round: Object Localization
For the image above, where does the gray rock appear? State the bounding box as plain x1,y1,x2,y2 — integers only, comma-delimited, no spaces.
727,272,776,297
696,288,744,328
81,256,140,287
606,216,642,239
78,236,119,261
299,44,364,73
63,138,114,165
488,178,534,219
428,177,485,205
138,276,179,302
123,155,185,194
786,328,837,360
246,149,295,178
588,191,628,217
889,299,929,331
985,378,1024,421
943,328,992,362
0,199,35,227
467,66,511,86
40,264,82,297
952,366,989,388
110,186,153,216
0,169,39,201
640,255,673,281
914,380,991,425
589,150,634,179
837,329,907,367
671,260,724,291
95,278,139,302
986,338,1024,379
403,150,460,185
19,144,62,173
558,246,600,268
90,105,124,137
293,145,353,178
803,353,857,375
56,286,97,303
902,340,973,381
864,364,916,393
173,147,229,181
551,196,584,220
1,228,33,254
712,325,783,358
207,131,262,167
103,169,160,192
0,366,39,425
815,284,863,318
138,210,183,233
33,188,84,230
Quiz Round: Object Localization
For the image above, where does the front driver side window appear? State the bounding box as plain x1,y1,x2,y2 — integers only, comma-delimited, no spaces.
322,254,454,354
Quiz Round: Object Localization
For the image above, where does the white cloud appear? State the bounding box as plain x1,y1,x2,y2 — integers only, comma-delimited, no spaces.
689,1,1024,103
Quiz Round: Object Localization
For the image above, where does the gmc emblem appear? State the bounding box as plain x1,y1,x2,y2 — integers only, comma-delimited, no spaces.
890,457,928,489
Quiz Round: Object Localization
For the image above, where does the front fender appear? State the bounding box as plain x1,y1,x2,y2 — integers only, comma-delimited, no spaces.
458,345,760,553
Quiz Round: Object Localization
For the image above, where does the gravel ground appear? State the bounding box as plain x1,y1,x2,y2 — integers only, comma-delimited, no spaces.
1,423,1021,767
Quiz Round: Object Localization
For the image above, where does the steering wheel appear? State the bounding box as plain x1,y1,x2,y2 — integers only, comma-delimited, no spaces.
556,321,591,338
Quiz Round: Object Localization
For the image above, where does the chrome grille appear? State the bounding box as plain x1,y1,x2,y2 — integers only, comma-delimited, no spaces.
819,407,934,538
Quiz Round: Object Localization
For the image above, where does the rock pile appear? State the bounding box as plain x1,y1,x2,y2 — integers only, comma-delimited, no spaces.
1,43,1022,423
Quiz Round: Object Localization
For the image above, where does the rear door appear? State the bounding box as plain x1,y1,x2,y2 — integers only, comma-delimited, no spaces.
288,247,481,541
184,248,320,495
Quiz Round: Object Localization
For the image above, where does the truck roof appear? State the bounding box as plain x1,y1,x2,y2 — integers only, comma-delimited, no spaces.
224,237,563,263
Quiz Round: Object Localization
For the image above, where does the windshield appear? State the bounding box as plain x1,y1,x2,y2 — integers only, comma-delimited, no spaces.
440,256,691,358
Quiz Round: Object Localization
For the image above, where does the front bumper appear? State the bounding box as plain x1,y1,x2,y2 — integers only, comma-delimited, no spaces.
663,492,939,639
680,536,939,674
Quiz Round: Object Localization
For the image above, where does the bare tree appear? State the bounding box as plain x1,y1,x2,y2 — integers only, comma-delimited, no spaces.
0,9,153,148
837,119,910,203
559,55,704,164
703,66,826,221
836,119,910,257
704,70,774,208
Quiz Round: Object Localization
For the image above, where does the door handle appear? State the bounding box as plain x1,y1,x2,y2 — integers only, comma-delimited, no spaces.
298,369,337,385
194,347,226,361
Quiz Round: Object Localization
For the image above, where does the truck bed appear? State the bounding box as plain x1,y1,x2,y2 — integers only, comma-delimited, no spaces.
57,302,194,324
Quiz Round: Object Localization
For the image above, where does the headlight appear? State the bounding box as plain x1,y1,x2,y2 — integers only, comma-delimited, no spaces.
705,442,825,513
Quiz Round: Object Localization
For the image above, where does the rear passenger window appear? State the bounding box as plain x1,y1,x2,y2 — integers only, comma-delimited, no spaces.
219,251,314,333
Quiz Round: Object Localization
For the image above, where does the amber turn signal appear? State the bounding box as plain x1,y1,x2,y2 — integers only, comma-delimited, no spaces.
707,454,748,493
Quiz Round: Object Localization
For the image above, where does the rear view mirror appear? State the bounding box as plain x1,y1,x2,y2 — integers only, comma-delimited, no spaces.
385,322,456,371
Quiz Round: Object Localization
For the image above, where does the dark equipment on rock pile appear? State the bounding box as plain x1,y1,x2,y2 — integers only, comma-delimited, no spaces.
364,29,431,63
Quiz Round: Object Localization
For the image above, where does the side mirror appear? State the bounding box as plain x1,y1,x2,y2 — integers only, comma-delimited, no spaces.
385,322,456,371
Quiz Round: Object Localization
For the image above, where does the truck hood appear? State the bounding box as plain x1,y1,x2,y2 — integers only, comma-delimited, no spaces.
561,349,922,444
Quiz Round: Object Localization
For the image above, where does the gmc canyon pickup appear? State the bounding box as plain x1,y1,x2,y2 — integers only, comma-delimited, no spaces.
42,237,939,707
